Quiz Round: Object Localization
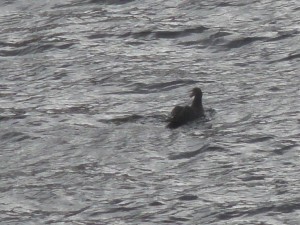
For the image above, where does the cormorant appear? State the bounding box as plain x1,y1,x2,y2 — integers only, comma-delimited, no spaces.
167,87,204,129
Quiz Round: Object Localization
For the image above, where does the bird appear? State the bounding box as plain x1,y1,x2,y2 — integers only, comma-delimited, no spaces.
167,87,204,129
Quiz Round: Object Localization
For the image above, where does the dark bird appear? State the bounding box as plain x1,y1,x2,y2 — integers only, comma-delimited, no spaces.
167,87,205,129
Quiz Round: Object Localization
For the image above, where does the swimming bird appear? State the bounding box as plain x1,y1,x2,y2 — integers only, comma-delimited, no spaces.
167,87,204,129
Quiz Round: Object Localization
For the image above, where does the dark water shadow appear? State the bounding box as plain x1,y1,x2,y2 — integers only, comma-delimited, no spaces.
0,43,74,57
1,131,31,142
178,30,231,47
0,114,27,121
108,79,200,95
90,0,136,5
98,114,168,125
268,53,300,64
224,36,267,49
266,30,299,42
178,194,198,201
217,200,300,220
0,108,28,122
119,26,209,40
169,144,226,160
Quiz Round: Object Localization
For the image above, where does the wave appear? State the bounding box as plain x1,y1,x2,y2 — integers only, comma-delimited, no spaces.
169,144,226,160
0,42,74,57
90,0,136,5
88,26,208,40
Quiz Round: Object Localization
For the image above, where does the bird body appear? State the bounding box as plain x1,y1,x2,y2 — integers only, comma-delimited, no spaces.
167,87,204,129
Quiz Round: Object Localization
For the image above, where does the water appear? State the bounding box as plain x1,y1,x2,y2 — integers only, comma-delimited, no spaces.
0,0,299,224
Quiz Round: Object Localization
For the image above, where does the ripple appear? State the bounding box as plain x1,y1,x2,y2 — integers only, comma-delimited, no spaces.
217,200,300,220
269,53,300,63
0,114,27,121
99,114,168,125
1,131,31,142
266,30,299,42
121,79,200,94
243,135,274,143
168,216,190,222
224,36,267,49
169,144,226,160
149,201,165,206
0,43,74,57
117,26,209,40
90,0,136,5
273,140,298,155
178,194,198,201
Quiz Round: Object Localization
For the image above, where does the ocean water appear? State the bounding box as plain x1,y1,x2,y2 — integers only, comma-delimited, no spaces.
0,0,299,224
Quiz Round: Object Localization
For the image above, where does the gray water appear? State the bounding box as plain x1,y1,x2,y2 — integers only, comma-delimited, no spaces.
0,0,299,224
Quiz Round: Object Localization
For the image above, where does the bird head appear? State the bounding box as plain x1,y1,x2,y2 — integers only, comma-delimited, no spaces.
190,87,202,98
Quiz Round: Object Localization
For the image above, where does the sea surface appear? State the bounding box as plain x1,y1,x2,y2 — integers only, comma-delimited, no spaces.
0,0,299,224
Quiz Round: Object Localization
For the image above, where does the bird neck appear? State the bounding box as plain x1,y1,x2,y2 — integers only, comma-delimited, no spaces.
192,95,203,109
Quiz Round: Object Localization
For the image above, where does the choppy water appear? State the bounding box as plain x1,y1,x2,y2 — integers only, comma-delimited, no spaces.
0,0,299,224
